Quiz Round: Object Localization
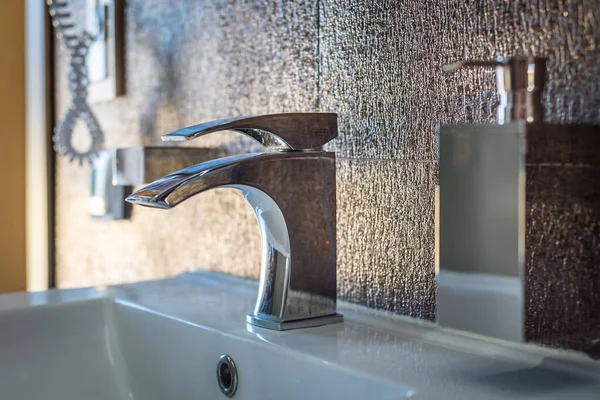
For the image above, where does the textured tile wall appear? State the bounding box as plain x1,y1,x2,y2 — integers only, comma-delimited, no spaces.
336,159,436,319
55,0,319,287
525,124,600,356
55,0,599,352
318,0,600,350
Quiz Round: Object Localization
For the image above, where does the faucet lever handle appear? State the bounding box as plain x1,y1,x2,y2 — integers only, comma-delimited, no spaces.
162,113,338,151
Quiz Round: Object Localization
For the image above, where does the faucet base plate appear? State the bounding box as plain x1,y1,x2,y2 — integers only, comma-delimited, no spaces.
246,313,343,331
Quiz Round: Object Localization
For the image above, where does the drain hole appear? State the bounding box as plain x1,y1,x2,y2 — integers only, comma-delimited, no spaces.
219,363,232,389
217,354,238,397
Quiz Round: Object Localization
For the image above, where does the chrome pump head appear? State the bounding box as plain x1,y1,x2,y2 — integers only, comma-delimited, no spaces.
443,56,547,124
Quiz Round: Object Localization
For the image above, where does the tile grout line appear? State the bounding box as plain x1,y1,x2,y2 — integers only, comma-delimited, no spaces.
337,157,439,163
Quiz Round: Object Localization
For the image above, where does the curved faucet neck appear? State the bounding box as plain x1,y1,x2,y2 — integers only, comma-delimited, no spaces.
126,150,341,330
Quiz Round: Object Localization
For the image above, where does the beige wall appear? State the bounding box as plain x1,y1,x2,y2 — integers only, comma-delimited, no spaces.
0,1,26,293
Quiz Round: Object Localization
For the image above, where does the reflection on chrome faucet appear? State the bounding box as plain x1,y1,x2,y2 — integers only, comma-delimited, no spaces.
126,113,343,331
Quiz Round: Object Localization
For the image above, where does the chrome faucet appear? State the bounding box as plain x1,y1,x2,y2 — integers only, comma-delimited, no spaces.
126,113,343,330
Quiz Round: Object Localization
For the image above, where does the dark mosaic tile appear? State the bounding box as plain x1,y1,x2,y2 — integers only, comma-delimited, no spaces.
525,164,600,358
527,124,600,166
525,124,600,356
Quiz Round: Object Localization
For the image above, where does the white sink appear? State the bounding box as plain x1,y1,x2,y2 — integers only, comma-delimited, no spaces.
1,272,599,400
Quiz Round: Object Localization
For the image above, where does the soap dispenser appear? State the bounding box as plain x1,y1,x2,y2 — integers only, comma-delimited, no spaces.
437,56,600,355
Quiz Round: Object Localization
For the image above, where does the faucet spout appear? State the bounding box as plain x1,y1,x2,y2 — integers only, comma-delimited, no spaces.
125,153,261,209
126,150,341,330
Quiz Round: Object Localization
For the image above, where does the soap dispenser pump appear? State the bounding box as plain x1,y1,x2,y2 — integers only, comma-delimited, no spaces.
442,55,546,124
437,55,600,356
